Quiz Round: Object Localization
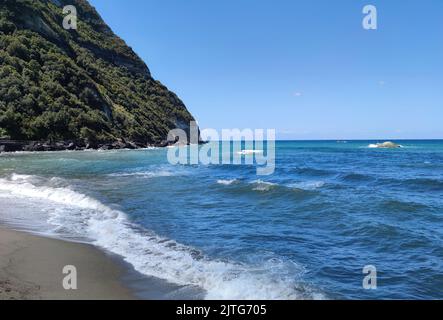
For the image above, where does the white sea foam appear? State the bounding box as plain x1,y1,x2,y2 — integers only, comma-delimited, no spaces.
216,179,238,185
250,180,277,191
10,173,38,181
0,174,322,300
237,150,264,155
108,170,174,178
217,178,324,192
289,181,325,191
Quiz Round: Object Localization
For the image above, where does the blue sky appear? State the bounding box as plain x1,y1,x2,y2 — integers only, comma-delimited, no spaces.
89,0,443,139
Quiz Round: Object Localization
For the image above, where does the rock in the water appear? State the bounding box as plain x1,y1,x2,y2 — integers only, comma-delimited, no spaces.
370,141,402,148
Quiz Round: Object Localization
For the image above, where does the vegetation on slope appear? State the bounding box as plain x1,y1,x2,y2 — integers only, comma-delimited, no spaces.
0,0,195,146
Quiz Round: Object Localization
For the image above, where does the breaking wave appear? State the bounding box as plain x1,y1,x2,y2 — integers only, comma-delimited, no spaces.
216,179,239,185
0,173,322,300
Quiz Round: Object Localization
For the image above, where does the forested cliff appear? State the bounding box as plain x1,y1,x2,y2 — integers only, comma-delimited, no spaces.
0,0,196,150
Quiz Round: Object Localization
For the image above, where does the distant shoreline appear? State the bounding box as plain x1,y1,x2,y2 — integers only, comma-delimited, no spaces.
0,139,171,153
0,139,210,153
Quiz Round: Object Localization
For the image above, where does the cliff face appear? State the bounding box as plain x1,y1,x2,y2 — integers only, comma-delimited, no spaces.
0,0,196,147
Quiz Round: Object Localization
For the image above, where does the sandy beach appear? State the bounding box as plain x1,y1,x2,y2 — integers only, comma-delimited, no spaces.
0,227,135,300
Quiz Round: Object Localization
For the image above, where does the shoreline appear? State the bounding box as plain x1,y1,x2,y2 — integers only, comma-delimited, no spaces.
0,227,136,300
0,226,200,300
0,139,170,153
0,139,208,153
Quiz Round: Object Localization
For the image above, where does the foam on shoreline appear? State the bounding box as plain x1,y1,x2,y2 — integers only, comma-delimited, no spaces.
0,173,322,300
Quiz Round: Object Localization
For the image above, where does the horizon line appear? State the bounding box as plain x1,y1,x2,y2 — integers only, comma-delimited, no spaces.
211,138,443,142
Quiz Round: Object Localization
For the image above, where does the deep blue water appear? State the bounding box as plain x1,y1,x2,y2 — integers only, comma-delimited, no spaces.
0,140,442,299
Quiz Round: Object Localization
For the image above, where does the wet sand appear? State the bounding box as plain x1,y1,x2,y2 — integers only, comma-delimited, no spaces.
0,227,135,300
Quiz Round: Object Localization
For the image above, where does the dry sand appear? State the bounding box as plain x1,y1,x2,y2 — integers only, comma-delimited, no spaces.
0,227,135,300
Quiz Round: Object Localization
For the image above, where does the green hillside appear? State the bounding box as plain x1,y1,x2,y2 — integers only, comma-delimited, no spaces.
0,0,196,147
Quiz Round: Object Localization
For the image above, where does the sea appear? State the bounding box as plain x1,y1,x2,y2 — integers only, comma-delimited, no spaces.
0,140,442,299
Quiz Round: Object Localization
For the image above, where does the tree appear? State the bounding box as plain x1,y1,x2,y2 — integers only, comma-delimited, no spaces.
7,40,29,61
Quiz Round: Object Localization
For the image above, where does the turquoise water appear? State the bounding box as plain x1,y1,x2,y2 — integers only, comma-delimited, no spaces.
0,140,442,299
